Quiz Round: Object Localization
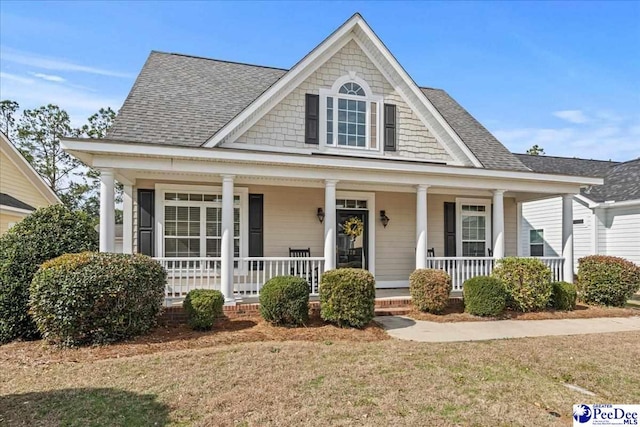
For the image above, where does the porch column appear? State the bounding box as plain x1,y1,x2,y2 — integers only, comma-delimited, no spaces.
122,184,133,254
492,190,505,259
324,180,338,272
220,175,235,303
415,184,429,269
562,194,574,283
99,169,115,252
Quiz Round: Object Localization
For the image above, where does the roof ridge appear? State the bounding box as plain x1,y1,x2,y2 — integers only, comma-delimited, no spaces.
515,153,620,163
150,50,290,72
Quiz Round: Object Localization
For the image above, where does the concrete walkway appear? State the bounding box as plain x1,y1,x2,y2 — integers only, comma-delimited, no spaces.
375,315,640,342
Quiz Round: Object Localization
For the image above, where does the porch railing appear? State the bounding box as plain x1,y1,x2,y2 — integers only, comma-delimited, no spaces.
155,256,325,300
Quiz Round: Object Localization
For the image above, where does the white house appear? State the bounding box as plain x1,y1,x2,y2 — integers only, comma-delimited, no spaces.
61,14,600,304
517,154,640,269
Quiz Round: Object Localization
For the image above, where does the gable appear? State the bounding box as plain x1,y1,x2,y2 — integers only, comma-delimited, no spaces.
230,40,454,163
0,149,52,209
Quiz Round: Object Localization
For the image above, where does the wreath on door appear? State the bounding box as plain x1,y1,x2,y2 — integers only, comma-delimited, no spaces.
343,217,364,239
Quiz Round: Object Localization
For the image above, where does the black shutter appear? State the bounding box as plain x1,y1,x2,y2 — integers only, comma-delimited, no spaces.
248,194,264,256
137,189,154,256
384,103,396,151
305,94,319,144
444,202,456,257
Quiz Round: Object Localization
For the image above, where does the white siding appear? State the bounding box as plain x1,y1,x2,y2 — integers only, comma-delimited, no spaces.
572,200,593,266
520,197,564,258
599,206,640,265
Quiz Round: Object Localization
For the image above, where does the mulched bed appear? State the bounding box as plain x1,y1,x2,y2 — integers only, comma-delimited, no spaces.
0,312,387,366
408,299,639,323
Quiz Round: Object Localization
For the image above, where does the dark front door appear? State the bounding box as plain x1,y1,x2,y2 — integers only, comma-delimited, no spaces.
336,209,368,269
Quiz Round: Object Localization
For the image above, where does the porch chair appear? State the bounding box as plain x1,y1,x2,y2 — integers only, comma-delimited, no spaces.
427,247,435,268
288,248,318,291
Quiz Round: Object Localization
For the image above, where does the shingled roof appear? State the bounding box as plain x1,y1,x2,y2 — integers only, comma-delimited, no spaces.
0,193,35,211
108,51,528,171
516,154,640,203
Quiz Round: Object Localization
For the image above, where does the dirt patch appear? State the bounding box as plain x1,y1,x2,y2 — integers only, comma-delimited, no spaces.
408,300,639,322
0,313,387,366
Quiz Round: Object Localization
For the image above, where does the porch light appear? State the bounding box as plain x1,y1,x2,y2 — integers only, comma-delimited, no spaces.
317,207,325,223
380,210,390,228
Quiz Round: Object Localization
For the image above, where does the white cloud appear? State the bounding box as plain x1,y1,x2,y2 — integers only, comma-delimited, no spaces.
553,110,589,124
1,46,134,78
30,72,66,83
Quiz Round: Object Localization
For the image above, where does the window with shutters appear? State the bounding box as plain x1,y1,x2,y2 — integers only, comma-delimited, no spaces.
456,199,492,257
320,75,383,151
158,186,248,264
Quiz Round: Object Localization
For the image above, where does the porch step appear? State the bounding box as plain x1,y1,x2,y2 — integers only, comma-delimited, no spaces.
375,307,412,316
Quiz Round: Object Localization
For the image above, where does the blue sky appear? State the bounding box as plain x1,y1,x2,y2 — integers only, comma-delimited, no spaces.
1,1,638,160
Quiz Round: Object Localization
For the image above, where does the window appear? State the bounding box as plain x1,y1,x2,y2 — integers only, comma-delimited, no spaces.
162,190,243,261
529,229,544,257
457,201,491,257
321,76,382,150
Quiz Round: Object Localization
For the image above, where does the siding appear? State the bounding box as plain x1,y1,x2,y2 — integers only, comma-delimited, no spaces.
0,212,27,234
0,150,51,210
599,206,640,265
235,40,453,163
521,197,563,258
572,201,593,265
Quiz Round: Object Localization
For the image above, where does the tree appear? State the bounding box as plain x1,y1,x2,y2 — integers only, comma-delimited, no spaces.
526,145,545,155
0,100,19,139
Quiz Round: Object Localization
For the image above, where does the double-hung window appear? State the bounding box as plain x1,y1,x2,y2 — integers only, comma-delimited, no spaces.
529,229,544,256
321,76,382,151
457,200,492,257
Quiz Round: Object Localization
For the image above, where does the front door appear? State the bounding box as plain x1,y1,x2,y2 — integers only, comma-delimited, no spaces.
336,209,368,269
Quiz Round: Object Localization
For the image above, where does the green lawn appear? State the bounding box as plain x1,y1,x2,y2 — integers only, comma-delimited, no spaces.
1,326,638,426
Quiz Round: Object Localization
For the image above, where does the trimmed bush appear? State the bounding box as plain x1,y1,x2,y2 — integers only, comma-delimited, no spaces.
29,252,166,346
549,281,577,311
183,289,225,330
410,269,452,313
463,276,507,316
0,205,98,343
577,255,640,307
492,257,552,312
259,276,309,326
320,268,375,328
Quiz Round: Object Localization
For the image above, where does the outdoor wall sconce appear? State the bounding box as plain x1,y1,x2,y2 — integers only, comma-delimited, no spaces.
317,207,325,223
380,210,390,228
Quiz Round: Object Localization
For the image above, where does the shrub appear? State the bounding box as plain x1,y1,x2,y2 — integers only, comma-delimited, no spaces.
0,205,98,343
259,276,309,326
548,281,577,311
320,268,375,328
409,269,452,313
491,257,552,312
29,252,166,346
463,276,507,316
577,255,640,307
183,289,225,330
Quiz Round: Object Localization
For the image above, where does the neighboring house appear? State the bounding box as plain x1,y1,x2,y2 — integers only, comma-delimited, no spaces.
0,132,61,234
62,14,600,304
517,154,640,267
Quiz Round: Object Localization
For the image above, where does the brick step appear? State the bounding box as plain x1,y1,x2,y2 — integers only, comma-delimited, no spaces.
375,307,412,316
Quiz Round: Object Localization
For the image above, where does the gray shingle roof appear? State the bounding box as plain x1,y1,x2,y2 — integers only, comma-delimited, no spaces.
108,51,527,171
515,154,640,203
0,193,35,211
108,52,286,146
586,159,640,203
514,154,618,178
421,88,529,171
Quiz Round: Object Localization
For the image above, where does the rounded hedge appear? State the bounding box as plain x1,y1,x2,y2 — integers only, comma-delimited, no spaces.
259,276,309,326
183,289,225,330
491,257,552,312
0,205,98,343
29,252,166,346
320,268,375,328
549,281,577,311
463,276,507,317
410,269,452,314
577,255,640,307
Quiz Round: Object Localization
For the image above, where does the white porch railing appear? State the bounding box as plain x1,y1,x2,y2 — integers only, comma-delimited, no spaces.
155,257,325,300
156,256,563,300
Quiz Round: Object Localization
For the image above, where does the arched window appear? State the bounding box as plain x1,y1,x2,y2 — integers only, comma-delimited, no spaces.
321,75,382,150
